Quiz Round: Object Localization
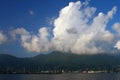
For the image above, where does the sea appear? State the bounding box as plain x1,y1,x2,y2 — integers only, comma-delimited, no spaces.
0,73,120,80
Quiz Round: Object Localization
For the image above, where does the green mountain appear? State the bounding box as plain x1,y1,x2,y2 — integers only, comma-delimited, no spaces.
0,51,120,72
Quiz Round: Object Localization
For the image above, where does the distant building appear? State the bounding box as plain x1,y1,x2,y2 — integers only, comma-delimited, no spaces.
88,70,94,74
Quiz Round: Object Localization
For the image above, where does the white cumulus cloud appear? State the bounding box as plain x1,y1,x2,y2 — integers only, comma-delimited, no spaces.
113,23,120,50
113,22,120,36
11,1,119,54
0,31,7,44
52,1,116,54
11,27,51,53
114,41,120,50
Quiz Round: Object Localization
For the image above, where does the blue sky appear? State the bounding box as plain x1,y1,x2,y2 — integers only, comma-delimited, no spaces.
0,0,120,57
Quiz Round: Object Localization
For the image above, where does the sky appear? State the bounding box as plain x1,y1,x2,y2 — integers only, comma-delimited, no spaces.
0,0,120,57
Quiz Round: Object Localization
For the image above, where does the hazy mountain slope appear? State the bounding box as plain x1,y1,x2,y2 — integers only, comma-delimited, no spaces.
0,52,120,70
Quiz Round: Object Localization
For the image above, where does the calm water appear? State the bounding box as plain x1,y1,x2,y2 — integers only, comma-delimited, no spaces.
0,73,120,80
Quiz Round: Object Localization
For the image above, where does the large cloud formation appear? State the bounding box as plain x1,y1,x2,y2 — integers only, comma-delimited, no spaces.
11,1,120,54
53,1,116,54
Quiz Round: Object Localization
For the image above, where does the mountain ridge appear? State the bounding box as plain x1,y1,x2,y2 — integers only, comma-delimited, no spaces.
0,51,120,72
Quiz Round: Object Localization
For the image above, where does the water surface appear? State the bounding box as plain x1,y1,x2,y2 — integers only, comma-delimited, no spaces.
0,73,120,80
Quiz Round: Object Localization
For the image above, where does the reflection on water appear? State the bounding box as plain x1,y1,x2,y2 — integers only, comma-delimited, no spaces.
0,73,120,80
